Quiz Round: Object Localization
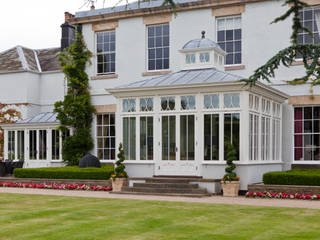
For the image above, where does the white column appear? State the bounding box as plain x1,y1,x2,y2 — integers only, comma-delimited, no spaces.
59,130,63,161
14,130,18,160
47,129,52,161
136,115,140,161
219,112,224,162
115,98,122,162
4,129,8,160
25,129,29,162
219,93,224,162
154,96,161,174
36,130,39,160
92,114,97,157
240,91,249,163
196,93,202,175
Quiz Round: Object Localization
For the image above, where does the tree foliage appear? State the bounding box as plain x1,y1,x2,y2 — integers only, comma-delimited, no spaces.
0,103,22,160
242,0,320,87
54,32,95,166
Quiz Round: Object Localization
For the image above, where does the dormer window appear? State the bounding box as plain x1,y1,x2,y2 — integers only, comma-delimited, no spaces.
200,52,210,63
186,54,195,64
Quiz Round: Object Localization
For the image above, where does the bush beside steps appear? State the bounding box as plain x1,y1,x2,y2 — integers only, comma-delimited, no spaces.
263,169,320,186
13,165,114,180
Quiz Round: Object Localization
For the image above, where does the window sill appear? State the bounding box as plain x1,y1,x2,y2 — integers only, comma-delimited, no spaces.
91,74,118,80
142,70,171,77
224,65,245,71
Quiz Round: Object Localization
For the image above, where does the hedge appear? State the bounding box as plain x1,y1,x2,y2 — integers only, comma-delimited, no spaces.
13,165,114,180
263,169,320,186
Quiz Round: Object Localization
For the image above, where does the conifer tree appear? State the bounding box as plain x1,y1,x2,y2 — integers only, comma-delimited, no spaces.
54,32,95,165
242,0,320,88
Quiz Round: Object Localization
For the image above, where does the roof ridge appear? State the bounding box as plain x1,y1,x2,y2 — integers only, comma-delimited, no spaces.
16,46,29,71
33,50,42,72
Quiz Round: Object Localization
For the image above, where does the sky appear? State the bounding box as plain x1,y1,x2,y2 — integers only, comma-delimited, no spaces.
0,0,130,52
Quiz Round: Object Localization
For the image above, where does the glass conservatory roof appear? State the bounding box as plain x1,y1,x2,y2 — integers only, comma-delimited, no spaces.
117,67,243,89
16,112,58,124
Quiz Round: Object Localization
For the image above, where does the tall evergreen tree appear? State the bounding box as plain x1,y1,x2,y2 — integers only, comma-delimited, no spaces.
54,32,95,165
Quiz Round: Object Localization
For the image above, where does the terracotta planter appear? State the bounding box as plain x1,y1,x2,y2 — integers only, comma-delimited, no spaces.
221,181,240,197
112,178,126,192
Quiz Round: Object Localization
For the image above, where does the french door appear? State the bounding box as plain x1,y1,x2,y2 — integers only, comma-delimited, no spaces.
155,114,199,176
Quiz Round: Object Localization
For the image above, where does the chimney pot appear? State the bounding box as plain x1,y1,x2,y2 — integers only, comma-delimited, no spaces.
64,12,74,23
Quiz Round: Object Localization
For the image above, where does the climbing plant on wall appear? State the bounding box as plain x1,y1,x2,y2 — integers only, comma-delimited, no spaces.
54,31,95,166
0,103,22,160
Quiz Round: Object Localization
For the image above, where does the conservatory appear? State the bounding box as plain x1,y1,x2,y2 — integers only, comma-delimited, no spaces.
108,35,288,190
1,112,68,168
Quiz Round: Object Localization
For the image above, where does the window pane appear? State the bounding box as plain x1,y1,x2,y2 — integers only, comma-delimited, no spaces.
217,16,241,65
17,131,24,160
140,117,147,160
180,116,187,161
39,130,47,160
204,115,211,160
169,116,176,160
211,115,219,160
147,117,153,160
96,30,116,74
148,23,169,70
97,114,116,160
224,113,240,160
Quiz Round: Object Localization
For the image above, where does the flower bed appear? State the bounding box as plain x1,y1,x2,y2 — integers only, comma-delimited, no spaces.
246,191,320,200
13,165,114,180
0,182,112,191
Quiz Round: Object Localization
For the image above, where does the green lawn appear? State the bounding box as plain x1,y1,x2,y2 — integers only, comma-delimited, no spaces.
0,194,320,240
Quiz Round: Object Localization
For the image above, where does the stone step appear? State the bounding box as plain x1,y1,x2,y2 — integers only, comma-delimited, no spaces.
133,182,199,189
145,178,197,184
111,191,210,198
122,186,207,194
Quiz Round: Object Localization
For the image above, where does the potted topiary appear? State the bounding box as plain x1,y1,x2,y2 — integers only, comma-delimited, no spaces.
221,142,240,197
111,143,128,192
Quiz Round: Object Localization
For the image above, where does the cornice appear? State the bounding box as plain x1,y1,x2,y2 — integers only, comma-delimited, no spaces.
70,0,270,24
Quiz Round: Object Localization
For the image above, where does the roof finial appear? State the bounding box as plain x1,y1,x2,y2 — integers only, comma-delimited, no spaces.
201,31,205,39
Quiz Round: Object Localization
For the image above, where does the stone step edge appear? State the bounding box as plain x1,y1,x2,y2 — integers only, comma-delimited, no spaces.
122,186,207,194
130,177,220,183
133,183,199,188
110,191,211,198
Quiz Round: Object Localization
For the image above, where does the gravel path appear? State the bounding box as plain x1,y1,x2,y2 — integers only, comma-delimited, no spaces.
1,187,320,209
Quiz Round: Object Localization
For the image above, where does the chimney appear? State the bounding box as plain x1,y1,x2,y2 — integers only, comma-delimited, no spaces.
90,0,95,10
60,12,75,51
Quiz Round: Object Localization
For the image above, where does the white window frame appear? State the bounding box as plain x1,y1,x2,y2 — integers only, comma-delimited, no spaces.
146,23,170,72
96,30,116,75
216,15,242,66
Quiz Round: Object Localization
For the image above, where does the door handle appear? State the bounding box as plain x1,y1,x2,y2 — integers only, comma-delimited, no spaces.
175,147,178,152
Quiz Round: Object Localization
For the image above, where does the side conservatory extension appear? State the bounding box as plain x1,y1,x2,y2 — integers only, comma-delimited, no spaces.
2,112,69,168
109,68,288,190
108,34,288,190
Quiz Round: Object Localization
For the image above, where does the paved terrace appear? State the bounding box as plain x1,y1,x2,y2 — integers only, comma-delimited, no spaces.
1,187,320,209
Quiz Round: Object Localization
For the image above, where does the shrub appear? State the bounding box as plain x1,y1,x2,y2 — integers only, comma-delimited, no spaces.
263,169,320,186
13,165,114,180
223,142,238,182
112,143,127,179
